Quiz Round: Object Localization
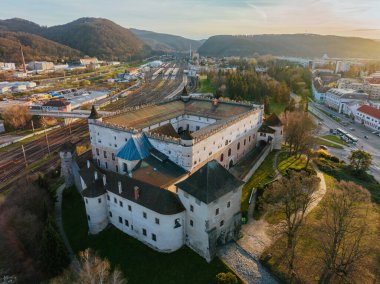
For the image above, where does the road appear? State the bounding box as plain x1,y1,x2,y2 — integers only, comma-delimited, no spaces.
0,121,89,192
309,102,380,181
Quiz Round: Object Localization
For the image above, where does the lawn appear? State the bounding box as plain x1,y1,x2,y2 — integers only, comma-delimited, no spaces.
315,138,344,149
197,75,215,93
314,157,380,204
277,152,310,176
261,174,380,283
241,151,277,215
269,100,286,115
62,187,238,284
321,135,347,146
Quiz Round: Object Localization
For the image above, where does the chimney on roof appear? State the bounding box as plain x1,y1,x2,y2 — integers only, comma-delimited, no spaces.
102,174,106,186
134,186,140,200
94,171,98,180
87,160,90,168
118,181,122,194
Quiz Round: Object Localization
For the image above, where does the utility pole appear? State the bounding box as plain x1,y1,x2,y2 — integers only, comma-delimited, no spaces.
44,125,51,154
21,145,28,167
31,120,35,132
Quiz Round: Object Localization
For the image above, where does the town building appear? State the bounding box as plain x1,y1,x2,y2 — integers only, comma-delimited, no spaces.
324,88,369,113
338,78,380,100
28,61,54,72
60,95,283,262
0,62,16,71
42,99,72,112
355,105,380,131
80,57,99,66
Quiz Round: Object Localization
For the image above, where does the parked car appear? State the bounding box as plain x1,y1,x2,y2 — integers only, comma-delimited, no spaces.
350,128,355,131
364,135,369,139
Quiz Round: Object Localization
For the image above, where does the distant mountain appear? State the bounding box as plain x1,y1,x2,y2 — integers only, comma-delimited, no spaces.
0,31,81,63
198,34,380,59
0,17,150,60
130,28,204,52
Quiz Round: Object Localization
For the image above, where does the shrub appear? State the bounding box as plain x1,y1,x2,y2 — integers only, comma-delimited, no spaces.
215,272,238,284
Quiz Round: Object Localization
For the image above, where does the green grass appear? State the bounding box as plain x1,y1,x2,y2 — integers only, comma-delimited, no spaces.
269,100,286,115
321,135,347,146
241,151,277,214
62,187,238,284
316,138,344,149
197,75,216,93
277,153,309,175
314,157,380,204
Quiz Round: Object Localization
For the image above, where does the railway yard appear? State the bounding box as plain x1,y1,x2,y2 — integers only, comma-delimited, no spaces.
0,60,191,194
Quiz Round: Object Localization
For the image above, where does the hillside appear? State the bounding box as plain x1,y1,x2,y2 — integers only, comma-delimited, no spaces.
0,18,151,60
0,31,81,63
130,28,204,52
198,34,380,58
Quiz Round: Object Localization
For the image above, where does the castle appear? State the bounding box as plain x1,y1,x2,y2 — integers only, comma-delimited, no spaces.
60,94,283,262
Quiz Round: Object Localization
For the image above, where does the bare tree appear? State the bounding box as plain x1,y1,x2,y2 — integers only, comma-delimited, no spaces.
52,249,126,284
282,111,317,156
317,181,371,283
265,171,320,280
2,105,32,130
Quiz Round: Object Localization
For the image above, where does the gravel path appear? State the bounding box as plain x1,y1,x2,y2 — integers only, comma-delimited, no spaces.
218,243,278,284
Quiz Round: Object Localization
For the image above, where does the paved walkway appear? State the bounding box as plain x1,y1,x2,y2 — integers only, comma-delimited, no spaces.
55,184,80,270
218,243,278,284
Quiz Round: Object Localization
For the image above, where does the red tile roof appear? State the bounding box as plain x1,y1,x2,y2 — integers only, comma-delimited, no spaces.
357,105,380,120
365,78,380,84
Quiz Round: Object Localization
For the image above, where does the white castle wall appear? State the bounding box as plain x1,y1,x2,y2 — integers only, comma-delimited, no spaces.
107,190,186,252
84,193,109,234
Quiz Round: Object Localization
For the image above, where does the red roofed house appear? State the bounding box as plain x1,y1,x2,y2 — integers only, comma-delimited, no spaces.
355,105,380,131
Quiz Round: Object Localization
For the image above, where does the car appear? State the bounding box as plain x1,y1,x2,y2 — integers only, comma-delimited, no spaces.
364,135,369,139
372,131,378,134
350,128,355,131
320,145,328,150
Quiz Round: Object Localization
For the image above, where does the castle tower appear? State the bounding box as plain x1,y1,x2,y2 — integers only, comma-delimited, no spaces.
59,141,75,188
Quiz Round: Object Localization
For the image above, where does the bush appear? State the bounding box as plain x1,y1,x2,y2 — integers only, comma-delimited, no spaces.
215,272,238,284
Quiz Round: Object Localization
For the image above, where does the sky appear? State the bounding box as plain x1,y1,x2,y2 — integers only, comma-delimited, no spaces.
1,0,380,40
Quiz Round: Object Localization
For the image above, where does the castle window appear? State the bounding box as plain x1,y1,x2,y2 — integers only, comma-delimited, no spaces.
96,148,99,155
119,201,123,207
143,228,147,236
220,220,224,227
237,142,240,150
155,218,160,225
114,197,117,204
118,216,122,224
225,140,228,146
85,198,88,204
227,201,231,208
215,208,219,215
196,126,200,131
116,165,119,172
128,205,132,211
105,162,108,169
220,154,224,162
244,139,246,146
103,151,107,158
143,212,147,219
114,136,116,140
190,220,194,227
152,234,157,241
228,148,231,157
249,136,251,142
125,138,128,142
125,219,129,227
87,215,90,221
190,205,194,212
109,211,113,217
107,194,110,200
112,153,115,161
98,198,101,204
